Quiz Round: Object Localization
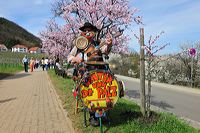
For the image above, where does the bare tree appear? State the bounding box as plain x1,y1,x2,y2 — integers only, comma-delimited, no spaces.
145,32,169,117
135,30,169,117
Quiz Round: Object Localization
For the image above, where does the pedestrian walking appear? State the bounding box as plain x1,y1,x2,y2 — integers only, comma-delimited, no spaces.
30,57,35,72
55,57,59,69
35,59,39,69
22,55,29,72
49,58,53,69
44,57,49,71
41,57,45,71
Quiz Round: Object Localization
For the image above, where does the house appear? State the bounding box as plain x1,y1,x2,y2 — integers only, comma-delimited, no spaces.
0,44,8,51
12,44,28,53
29,47,41,54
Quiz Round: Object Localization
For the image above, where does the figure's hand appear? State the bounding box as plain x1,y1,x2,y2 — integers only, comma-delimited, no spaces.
71,56,82,64
106,38,112,45
103,38,112,54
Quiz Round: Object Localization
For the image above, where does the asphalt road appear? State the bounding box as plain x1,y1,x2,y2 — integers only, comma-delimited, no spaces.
67,68,200,127
116,75,200,124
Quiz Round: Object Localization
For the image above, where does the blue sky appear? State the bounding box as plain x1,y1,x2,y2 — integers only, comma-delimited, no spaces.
130,0,200,54
0,0,200,54
0,0,53,35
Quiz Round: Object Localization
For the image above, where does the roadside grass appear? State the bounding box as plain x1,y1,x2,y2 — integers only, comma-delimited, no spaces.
0,64,23,79
48,69,200,133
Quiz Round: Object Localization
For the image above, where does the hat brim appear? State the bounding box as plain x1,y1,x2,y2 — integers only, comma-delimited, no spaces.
79,25,99,31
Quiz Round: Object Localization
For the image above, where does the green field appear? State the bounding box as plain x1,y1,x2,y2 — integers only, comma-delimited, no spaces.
48,69,200,133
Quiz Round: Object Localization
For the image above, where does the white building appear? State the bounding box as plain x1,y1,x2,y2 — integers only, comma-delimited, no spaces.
29,47,41,54
0,44,8,51
12,44,28,53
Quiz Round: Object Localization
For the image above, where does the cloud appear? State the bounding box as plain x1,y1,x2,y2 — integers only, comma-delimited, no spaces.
0,13,7,18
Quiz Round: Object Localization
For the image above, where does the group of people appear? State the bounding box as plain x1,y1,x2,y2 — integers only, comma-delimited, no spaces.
22,56,54,72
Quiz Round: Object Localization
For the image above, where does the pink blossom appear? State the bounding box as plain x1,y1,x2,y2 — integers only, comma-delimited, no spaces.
40,0,141,57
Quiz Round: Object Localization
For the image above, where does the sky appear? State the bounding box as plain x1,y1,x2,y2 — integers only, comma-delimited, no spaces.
130,0,200,54
0,0,200,54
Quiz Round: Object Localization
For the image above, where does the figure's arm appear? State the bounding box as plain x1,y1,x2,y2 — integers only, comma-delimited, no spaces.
67,46,77,63
100,38,112,54
67,46,82,63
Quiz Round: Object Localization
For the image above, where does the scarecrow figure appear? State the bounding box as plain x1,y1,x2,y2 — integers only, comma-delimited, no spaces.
68,22,113,126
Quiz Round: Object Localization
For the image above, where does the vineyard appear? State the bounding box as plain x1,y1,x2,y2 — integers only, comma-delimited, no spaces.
0,51,46,66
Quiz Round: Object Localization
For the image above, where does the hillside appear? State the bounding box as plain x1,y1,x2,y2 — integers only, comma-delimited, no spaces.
0,17,41,49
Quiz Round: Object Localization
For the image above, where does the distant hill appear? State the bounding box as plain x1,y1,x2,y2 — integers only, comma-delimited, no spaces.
0,17,41,49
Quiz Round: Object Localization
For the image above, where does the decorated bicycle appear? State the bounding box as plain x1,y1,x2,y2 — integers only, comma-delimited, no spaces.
67,22,125,132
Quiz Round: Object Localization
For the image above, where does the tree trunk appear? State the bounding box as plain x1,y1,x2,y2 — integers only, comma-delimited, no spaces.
139,28,146,116
147,59,151,117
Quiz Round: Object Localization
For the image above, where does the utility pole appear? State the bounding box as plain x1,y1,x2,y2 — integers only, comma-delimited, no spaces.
139,28,146,116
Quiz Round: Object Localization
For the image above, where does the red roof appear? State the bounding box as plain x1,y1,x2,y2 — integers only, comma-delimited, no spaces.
12,44,28,48
0,44,7,49
29,47,40,51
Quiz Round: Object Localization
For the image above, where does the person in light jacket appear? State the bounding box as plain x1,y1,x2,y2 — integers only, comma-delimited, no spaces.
22,55,29,72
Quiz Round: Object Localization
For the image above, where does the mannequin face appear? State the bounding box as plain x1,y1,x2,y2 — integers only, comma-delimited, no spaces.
81,28,96,40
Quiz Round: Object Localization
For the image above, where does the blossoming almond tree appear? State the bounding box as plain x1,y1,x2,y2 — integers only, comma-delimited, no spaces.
40,20,75,57
41,0,141,57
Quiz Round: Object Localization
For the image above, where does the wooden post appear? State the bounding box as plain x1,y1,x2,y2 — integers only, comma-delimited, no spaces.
139,28,146,116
